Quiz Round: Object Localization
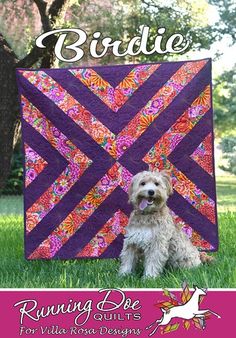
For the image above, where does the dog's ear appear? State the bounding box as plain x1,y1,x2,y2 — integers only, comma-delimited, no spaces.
128,177,135,203
128,173,140,203
160,170,173,196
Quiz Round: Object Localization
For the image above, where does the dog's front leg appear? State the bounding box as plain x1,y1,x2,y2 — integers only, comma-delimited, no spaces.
119,243,137,276
143,243,168,278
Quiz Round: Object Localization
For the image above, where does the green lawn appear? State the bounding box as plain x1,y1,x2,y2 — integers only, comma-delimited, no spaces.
216,176,236,212
0,176,235,288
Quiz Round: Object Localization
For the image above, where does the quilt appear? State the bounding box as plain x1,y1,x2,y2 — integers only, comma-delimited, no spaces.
16,58,218,260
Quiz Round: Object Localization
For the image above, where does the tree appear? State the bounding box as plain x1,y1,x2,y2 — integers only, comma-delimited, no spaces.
0,0,214,191
209,0,236,43
0,0,69,192
137,0,213,60
213,65,236,135
220,136,236,175
72,0,213,64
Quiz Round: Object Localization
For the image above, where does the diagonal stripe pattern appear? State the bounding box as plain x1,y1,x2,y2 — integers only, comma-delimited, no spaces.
16,59,218,259
143,85,215,224
22,96,92,233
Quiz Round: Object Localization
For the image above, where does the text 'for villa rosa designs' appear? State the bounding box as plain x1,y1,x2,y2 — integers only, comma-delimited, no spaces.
36,25,190,62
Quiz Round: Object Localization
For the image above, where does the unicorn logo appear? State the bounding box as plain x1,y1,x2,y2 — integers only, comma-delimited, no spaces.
146,285,221,336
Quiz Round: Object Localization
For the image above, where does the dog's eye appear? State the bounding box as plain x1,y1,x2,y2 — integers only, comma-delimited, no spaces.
155,182,159,186
140,182,146,186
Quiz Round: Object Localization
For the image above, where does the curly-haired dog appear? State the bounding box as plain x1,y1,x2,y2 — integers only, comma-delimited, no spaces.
119,170,207,278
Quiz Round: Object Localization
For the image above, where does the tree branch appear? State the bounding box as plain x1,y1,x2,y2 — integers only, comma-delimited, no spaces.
0,33,19,63
49,0,68,25
141,0,168,10
141,0,159,9
17,0,68,68
33,0,51,31
17,44,45,68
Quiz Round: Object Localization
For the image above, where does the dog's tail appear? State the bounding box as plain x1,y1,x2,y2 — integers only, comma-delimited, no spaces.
200,252,215,264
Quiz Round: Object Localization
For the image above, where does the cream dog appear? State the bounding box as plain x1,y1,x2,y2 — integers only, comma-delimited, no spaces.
119,170,203,278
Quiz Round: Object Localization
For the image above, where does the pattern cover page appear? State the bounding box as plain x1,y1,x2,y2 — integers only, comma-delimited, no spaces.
0,1,235,337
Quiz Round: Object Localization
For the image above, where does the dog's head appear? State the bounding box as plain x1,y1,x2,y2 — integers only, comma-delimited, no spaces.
128,170,173,212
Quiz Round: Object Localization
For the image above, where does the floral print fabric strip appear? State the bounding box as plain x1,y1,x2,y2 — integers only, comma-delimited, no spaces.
24,144,48,187
190,133,213,176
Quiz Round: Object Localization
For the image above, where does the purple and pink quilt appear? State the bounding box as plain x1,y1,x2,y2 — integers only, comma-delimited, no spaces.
16,58,218,260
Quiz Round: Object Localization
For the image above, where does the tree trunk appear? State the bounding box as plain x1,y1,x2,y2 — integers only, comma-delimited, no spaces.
0,0,69,192
0,34,20,192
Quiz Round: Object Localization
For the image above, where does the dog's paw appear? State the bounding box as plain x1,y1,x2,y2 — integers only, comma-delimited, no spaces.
200,252,215,264
142,273,159,280
118,270,132,277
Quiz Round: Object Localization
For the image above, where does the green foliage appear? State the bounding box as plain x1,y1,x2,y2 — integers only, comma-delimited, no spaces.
223,155,236,175
0,0,212,66
1,145,23,195
136,0,212,61
219,136,236,175
68,0,213,65
213,66,236,135
209,0,236,43
0,0,40,58
221,136,236,153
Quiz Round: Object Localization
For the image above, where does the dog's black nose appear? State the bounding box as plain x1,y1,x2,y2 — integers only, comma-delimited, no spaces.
148,190,155,196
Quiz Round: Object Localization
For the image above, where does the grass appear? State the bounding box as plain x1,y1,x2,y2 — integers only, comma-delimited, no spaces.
0,195,23,215
0,176,235,288
216,176,236,212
